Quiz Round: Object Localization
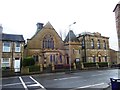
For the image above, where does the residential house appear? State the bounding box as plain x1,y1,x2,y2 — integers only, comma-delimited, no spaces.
1,27,25,72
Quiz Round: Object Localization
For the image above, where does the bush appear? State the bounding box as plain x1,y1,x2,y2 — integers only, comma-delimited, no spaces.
22,57,35,67
83,62,96,67
29,65,40,72
97,62,108,67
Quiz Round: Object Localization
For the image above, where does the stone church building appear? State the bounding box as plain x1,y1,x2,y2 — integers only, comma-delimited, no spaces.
24,22,70,67
24,22,110,67
24,22,110,65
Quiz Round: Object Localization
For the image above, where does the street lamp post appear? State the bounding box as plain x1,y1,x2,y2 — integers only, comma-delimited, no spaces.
69,22,76,72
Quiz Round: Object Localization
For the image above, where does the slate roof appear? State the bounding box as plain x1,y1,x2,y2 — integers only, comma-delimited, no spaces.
2,33,25,42
64,30,79,42
113,1,120,12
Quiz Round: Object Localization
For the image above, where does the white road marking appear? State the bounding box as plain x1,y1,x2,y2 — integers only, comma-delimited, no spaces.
19,77,28,90
29,76,45,89
92,73,105,76
27,84,40,87
97,71,104,72
78,83,105,88
54,76,80,81
2,82,31,87
70,83,105,90
2,76,18,79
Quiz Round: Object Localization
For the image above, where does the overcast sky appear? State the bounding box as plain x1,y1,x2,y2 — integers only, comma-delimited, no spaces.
0,0,119,51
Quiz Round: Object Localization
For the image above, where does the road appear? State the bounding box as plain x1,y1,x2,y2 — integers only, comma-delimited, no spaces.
1,69,120,90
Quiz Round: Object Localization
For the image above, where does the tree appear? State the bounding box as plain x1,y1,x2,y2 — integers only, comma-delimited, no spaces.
22,57,35,67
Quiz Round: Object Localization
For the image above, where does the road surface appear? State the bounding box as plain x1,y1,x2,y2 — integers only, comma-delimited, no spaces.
2,69,119,90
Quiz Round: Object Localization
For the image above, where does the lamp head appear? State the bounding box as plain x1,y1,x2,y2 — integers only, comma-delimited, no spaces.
73,22,76,24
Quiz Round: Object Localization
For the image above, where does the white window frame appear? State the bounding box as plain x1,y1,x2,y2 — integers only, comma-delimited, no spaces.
15,42,21,52
1,58,10,67
3,42,11,52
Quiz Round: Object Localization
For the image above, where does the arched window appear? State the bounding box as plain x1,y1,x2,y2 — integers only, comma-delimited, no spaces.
91,39,94,49
33,55,38,62
103,40,106,49
97,39,100,49
43,35,54,49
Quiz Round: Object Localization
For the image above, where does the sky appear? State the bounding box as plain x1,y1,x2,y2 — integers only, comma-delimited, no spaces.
0,0,119,51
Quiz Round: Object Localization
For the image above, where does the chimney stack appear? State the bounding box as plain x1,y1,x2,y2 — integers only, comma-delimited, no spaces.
36,22,44,30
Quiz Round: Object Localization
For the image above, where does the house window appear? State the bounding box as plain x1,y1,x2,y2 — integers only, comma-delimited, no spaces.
3,42,11,52
33,55,38,62
59,55,62,63
104,56,107,62
43,35,54,49
97,39,100,49
98,57,101,62
103,40,106,49
15,42,21,52
93,56,96,62
1,58,10,68
50,55,52,63
73,49,75,54
53,55,55,63
82,39,85,49
79,49,80,54
91,39,94,49
82,57,85,62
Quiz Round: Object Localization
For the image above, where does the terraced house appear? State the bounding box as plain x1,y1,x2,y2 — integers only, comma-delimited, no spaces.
0,25,25,72
24,22,110,68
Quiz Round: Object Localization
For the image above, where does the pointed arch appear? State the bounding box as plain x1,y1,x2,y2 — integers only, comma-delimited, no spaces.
43,34,54,49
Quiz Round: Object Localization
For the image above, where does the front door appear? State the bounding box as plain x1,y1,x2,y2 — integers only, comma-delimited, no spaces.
14,58,20,72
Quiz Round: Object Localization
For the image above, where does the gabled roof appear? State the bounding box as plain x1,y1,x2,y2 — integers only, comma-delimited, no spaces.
30,21,56,39
113,1,120,12
44,21,54,29
64,30,79,42
2,33,25,42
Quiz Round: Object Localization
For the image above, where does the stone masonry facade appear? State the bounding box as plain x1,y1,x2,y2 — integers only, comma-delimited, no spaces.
24,22,111,67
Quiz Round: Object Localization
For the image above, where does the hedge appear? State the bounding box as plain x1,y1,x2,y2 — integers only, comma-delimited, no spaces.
29,65,40,72
83,62,96,67
22,57,35,67
97,62,108,67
